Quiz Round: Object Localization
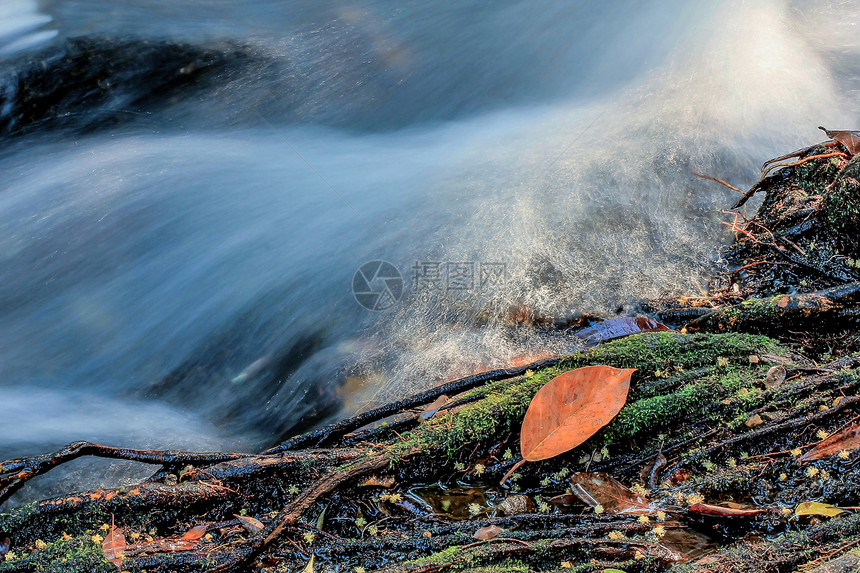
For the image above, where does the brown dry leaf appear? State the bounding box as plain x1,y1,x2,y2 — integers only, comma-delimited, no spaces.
688,503,767,518
667,468,691,486
419,395,449,421
520,365,636,461
658,527,712,562
568,472,651,514
472,525,503,540
181,525,208,540
801,423,860,461
102,525,127,570
820,127,860,156
764,365,787,390
639,452,667,490
302,554,316,573
234,514,265,532
548,493,580,508
576,317,670,345
745,414,764,428
495,494,534,516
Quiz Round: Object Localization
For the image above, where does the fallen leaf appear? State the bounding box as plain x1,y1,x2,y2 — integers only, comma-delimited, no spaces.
688,503,767,518
639,452,667,490
576,317,670,345
302,554,315,573
520,366,636,461
548,493,580,508
794,501,844,518
234,514,265,532
801,423,860,461
472,525,503,540
419,395,449,421
568,472,651,514
181,525,208,540
667,469,691,486
0,537,9,559
820,127,860,156
658,527,711,561
102,526,127,570
316,505,327,531
749,355,760,364
745,414,764,428
765,365,787,390
495,494,534,516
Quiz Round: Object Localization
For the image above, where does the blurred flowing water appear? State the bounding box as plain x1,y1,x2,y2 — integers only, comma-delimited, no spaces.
0,0,858,504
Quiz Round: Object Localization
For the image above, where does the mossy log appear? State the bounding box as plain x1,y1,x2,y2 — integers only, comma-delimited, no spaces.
682,281,860,334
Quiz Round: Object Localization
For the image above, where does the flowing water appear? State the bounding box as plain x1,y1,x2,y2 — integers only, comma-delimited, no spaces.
0,0,858,505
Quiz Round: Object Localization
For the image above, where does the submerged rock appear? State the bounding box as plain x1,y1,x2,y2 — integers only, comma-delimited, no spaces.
0,35,251,136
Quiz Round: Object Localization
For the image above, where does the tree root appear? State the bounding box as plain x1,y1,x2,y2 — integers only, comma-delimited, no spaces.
266,356,564,452
209,449,419,573
0,442,248,506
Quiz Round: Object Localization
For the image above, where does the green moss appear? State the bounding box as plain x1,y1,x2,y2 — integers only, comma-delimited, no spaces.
386,332,781,458
0,536,112,573
459,562,530,573
568,332,779,375
405,545,464,566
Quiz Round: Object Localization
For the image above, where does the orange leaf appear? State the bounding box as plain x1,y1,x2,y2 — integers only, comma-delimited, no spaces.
181,525,208,540
102,525,127,570
520,366,636,461
234,514,265,532
801,423,860,461
472,525,503,540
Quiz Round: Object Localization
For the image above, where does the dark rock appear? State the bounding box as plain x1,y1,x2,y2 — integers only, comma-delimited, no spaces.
0,35,251,136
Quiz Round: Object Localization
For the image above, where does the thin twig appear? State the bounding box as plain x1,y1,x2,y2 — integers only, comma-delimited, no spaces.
693,170,743,193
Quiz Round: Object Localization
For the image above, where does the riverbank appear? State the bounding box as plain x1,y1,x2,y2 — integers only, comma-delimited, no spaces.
3,138,860,572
